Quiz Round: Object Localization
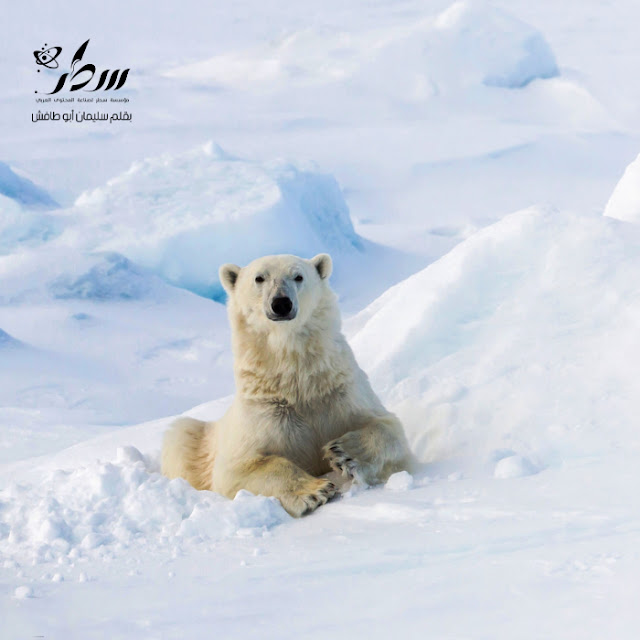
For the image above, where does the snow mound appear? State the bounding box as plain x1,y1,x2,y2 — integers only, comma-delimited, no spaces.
13,586,33,599
0,446,290,566
604,152,640,223
0,161,58,209
74,142,362,300
49,253,157,301
349,207,640,467
0,247,166,305
167,1,558,97
384,470,415,491
493,454,538,479
429,1,558,90
0,240,235,433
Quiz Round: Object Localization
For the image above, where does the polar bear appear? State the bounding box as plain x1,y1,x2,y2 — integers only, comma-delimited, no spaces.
161,253,410,516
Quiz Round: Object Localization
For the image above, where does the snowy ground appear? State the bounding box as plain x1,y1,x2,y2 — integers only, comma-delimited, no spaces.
2,0,640,637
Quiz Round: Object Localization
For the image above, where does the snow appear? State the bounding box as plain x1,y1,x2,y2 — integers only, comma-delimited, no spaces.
0,194,61,255
49,253,159,301
350,207,640,469
0,246,235,452
0,445,290,569
493,454,539,479
430,1,559,89
167,1,558,95
74,142,363,300
604,152,640,223
5,202,640,636
13,586,33,600
0,162,58,209
3,0,640,637
0,328,22,349
384,470,415,491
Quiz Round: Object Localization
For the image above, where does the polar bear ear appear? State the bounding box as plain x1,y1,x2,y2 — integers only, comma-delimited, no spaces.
311,254,332,280
219,263,241,293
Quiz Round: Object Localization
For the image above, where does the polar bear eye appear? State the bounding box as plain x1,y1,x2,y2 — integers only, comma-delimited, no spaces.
294,275,303,282
255,275,265,284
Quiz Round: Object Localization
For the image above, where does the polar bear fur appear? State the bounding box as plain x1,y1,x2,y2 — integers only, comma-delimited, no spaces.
161,253,410,517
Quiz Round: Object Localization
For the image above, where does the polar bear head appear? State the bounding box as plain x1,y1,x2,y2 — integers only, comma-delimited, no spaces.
219,254,335,334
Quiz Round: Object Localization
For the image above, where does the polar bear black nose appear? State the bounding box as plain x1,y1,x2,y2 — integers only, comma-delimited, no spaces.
271,296,293,317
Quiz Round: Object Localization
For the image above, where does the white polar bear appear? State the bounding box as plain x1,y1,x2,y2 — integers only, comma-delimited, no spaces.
161,253,410,517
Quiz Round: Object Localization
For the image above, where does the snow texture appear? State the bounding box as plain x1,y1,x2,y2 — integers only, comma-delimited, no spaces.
428,0,559,90
0,194,61,255
0,328,22,349
0,162,58,209
604,152,640,224
384,470,415,491
48,253,157,302
167,1,558,95
350,207,640,467
74,143,363,300
0,446,290,568
493,454,538,479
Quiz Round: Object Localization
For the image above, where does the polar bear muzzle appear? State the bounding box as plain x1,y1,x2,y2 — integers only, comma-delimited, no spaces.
270,296,295,320
262,273,299,322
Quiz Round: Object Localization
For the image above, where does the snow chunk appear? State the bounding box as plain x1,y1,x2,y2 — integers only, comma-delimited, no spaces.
179,490,289,539
0,453,291,567
115,445,146,464
74,143,362,300
494,455,538,479
384,471,415,491
604,152,640,224
13,585,33,599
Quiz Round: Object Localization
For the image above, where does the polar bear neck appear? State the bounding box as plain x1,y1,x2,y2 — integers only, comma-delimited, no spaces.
230,294,355,406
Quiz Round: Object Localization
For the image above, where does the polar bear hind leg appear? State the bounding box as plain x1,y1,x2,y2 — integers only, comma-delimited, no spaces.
161,417,216,491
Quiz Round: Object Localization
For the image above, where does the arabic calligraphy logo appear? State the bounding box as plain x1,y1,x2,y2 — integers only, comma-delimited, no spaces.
34,44,62,69
34,39,130,95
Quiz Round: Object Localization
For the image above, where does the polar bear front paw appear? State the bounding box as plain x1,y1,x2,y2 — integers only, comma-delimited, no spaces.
283,478,338,517
323,436,361,480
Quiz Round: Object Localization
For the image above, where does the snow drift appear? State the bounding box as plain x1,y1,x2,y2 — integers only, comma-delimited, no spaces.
349,207,640,468
0,445,290,567
74,142,363,300
0,238,235,434
167,1,558,98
